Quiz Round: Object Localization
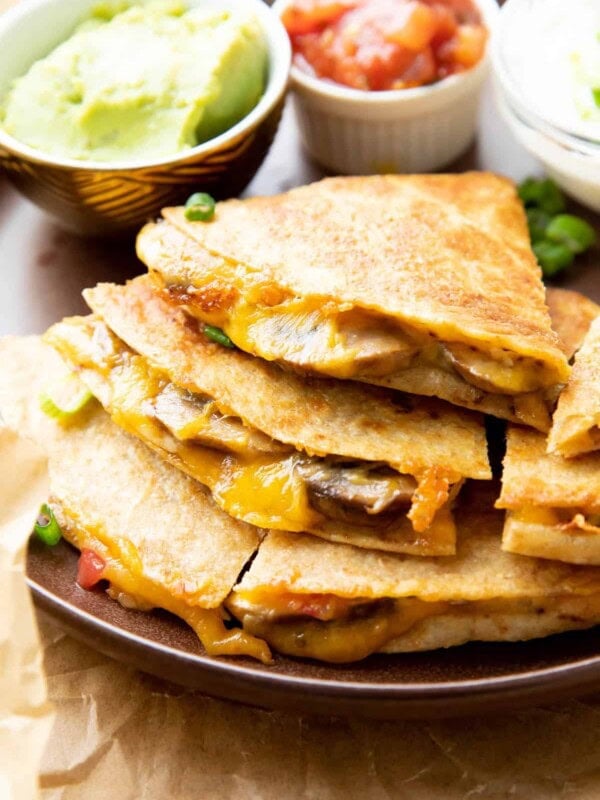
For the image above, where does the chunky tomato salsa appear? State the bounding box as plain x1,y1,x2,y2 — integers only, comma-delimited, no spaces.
282,0,487,91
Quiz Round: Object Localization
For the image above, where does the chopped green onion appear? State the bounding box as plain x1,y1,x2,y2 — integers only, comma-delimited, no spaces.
204,325,235,348
592,88,600,109
184,192,216,221
39,374,93,423
546,214,597,254
34,503,62,546
526,208,551,243
533,240,574,278
518,178,566,215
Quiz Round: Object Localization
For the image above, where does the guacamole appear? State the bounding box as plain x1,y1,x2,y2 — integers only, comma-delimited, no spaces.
1,1,268,162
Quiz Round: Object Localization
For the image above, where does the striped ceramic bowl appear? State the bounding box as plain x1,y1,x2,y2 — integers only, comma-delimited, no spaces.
0,0,291,235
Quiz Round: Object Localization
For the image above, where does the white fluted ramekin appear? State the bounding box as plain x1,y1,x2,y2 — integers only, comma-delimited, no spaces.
272,0,498,175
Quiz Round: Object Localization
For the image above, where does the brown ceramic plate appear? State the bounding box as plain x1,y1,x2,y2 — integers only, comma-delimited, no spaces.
5,98,600,719
26,537,600,719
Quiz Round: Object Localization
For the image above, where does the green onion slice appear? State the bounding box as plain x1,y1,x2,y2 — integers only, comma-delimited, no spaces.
546,214,597,255
39,373,93,423
204,325,235,348
592,88,600,109
526,208,551,243
518,178,566,215
184,192,216,221
34,503,62,546
533,240,574,278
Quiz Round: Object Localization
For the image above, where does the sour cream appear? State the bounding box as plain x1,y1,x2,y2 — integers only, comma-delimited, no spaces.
499,0,600,143
493,0,600,212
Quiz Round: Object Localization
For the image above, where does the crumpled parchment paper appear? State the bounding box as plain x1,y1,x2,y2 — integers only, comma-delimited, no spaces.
0,427,53,800
35,617,600,800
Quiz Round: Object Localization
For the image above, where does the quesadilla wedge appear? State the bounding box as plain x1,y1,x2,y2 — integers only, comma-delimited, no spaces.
137,173,569,431
498,289,600,565
546,288,600,360
227,482,600,662
0,336,270,663
44,277,491,556
548,316,600,457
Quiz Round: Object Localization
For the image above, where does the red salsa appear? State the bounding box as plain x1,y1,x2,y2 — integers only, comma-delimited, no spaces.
282,0,487,91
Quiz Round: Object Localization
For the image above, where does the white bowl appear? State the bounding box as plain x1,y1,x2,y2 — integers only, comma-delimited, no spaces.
492,0,600,213
272,0,498,175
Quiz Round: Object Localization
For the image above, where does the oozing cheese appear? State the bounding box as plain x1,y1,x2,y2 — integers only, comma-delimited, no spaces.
514,507,600,532
47,320,457,538
228,589,600,662
173,287,555,394
55,503,272,663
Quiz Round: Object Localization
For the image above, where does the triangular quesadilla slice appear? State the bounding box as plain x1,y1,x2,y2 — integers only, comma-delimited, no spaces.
228,482,600,662
0,336,270,662
137,173,568,431
43,276,491,555
499,289,600,565
548,316,600,457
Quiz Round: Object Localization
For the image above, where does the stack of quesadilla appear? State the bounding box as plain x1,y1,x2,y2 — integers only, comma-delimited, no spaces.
44,275,491,556
0,337,271,663
4,172,600,665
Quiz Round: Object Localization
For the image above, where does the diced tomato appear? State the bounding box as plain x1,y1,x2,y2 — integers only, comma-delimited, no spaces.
77,549,106,590
284,0,486,91
282,0,356,36
385,2,437,52
429,5,458,47
395,47,437,88
450,23,487,68
284,592,354,621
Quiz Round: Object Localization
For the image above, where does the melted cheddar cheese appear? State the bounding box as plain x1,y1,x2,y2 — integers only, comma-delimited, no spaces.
514,507,600,533
55,503,272,663
174,287,556,394
46,319,457,539
228,589,600,663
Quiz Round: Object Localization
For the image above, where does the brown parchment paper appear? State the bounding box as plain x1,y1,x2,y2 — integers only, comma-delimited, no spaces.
0,426,53,800
34,615,600,800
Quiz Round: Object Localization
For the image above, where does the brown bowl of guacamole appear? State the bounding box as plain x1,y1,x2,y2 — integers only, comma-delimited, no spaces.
0,0,291,235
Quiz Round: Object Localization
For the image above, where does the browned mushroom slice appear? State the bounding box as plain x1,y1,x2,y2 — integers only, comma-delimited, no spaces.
443,342,546,395
237,306,419,379
149,383,290,455
296,460,416,527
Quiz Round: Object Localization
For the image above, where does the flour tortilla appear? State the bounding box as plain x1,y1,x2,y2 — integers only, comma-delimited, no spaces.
499,289,600,565
548,316,600,457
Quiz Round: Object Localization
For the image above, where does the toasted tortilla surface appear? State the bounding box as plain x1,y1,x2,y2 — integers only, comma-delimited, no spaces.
548,316,600,457
156,173,567,374
0,336,269,661
546,287,600,360
499,289,600,565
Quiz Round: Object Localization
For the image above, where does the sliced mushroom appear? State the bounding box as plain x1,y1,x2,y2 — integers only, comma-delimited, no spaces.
149,383,289,455
244,308,418,378
443,342,544,395
296,459,416,526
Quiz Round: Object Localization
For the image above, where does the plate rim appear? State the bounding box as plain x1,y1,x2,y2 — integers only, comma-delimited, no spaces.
28,571,600,718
